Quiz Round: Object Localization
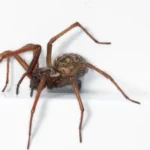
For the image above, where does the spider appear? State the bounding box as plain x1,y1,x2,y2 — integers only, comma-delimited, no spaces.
0,22,140,149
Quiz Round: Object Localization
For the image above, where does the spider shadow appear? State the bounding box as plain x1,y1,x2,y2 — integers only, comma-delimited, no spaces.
31,86,93,140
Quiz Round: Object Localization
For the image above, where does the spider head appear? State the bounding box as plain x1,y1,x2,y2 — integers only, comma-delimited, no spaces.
30,67,61,95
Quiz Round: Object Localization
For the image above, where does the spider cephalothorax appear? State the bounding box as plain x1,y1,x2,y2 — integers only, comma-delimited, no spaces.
30,67,61,95
0,22,140,149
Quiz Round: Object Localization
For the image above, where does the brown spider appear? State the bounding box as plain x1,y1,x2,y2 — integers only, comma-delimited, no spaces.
0,22,140,149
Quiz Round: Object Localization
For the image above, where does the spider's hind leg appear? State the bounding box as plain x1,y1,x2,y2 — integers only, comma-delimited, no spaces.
71,63,140,104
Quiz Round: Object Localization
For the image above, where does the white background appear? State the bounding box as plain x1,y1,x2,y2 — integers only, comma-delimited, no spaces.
0,0,150,150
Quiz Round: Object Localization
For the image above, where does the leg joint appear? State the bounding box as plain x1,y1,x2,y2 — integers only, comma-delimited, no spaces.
81,107,84,111
48,37,56,44
31,109,35,114
75,22,80,26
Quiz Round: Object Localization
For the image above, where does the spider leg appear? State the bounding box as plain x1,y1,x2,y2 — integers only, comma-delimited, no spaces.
47,22,111,67
0,51,29,92
15,45,41,95
27,76,46,149
56,77,83,142
0,44,41,70
70,63,140,105
0,44,41,92
33,50,39,69
72,79,84,143
2,58,10,92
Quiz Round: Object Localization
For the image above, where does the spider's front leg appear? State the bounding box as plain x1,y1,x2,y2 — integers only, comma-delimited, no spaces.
16,45,41,95
27,76,46,149
0,44,41,92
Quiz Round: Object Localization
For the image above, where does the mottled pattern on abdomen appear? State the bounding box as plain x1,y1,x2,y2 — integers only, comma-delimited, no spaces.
54,53,88,78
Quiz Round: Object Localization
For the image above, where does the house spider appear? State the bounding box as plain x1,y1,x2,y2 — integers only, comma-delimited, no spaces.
0,22,140,149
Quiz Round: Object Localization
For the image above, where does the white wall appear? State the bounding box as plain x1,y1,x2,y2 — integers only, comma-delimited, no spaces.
0,0,150,150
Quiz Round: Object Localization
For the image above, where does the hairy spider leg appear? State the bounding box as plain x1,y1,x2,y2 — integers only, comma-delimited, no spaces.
47,22,111,67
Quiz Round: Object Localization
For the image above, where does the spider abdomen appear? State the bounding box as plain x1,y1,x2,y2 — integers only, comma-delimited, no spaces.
54,53,88,78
